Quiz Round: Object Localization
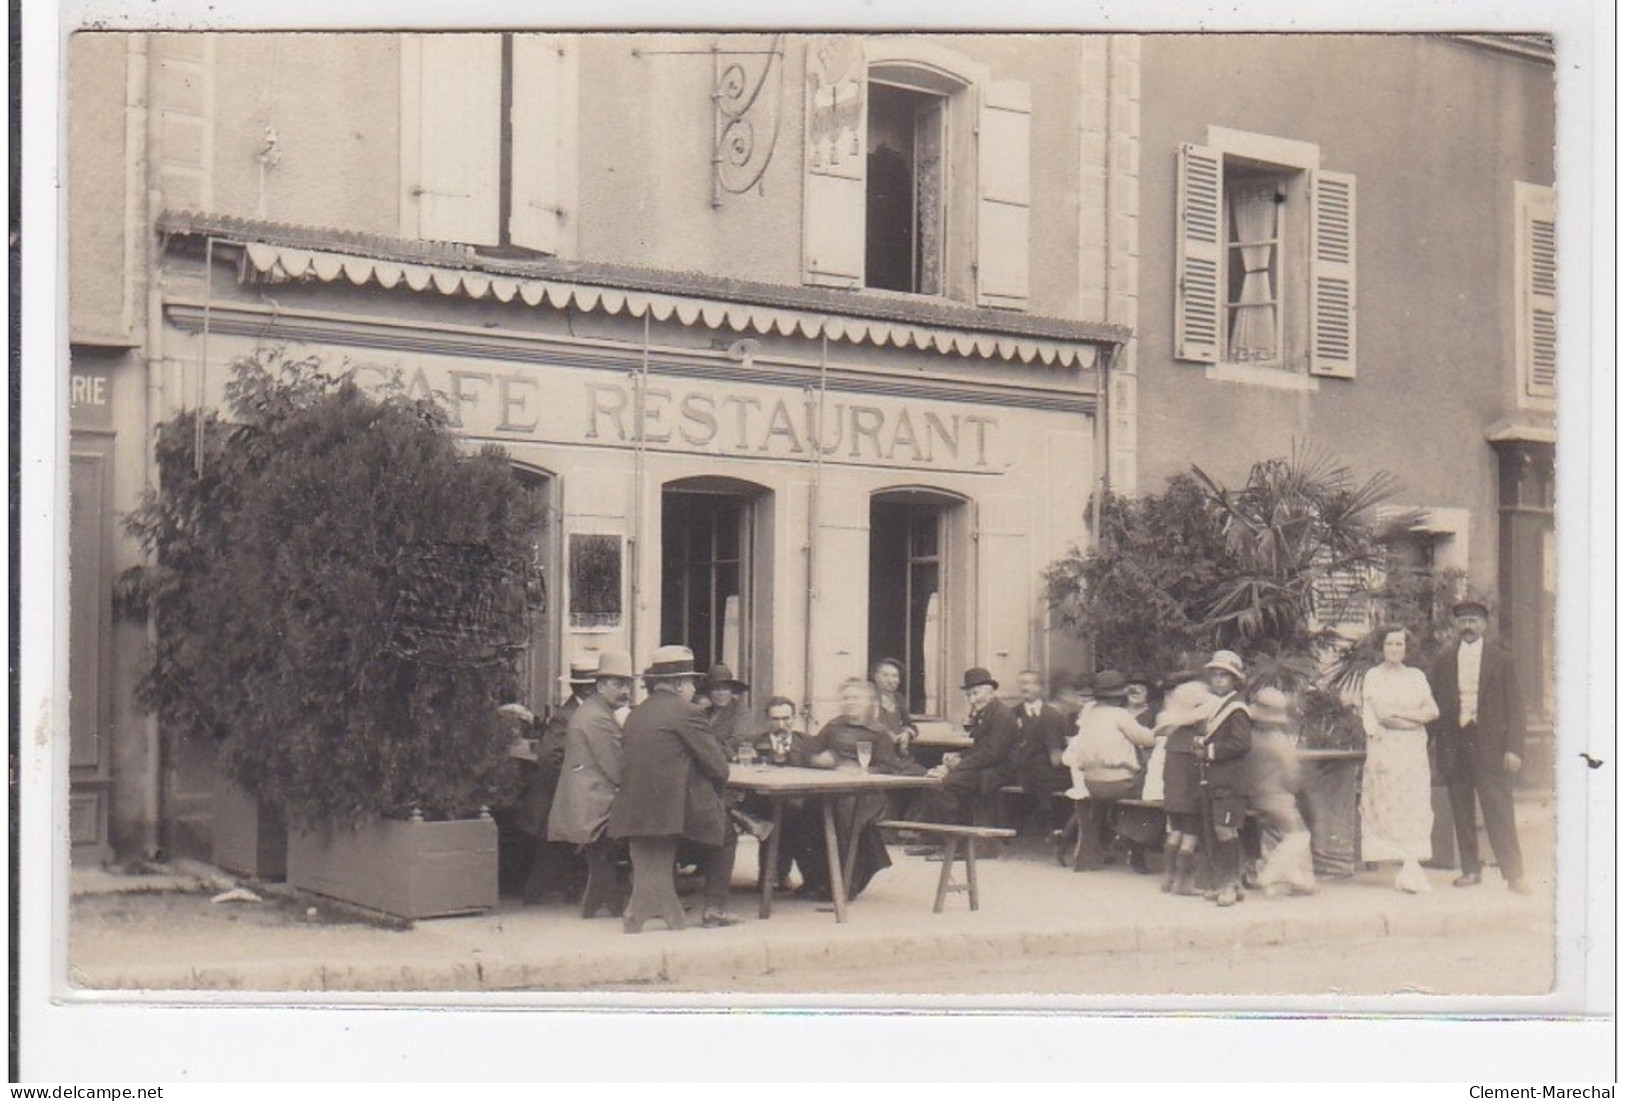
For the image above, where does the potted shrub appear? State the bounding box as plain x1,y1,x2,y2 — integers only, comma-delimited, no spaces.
120,350,545,916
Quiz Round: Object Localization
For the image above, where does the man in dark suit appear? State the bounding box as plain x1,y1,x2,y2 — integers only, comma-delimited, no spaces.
1013,669,1073,796
1427,600,1530,894
908,667,1020,840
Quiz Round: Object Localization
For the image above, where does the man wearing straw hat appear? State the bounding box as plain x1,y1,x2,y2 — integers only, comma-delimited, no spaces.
549,651,635,919
511,654,601,903
608,645,741,932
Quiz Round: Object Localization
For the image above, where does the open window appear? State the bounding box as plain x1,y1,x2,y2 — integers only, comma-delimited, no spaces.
802,37,1029,309
1176,131,1356,378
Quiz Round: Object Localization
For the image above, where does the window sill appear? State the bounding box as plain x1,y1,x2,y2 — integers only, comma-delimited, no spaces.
1203,361,1321,393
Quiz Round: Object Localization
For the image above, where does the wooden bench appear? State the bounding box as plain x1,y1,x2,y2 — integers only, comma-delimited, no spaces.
879,820,1016,913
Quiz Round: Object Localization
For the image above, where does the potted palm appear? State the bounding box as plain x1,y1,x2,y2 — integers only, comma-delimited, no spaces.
120,350,545,916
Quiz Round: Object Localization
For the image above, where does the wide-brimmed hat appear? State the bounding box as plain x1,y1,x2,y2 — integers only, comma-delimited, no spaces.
593,650,634,681
704,663,749,692
1124,669,1153,690
1069,671,1096,695
643,645,702,680
1250,686,1291,726
1155,681,1217,729
961,667,999,691
1092,670,1130,699
1451,599,1490,619
567,654,601,685
1203,650,1247,680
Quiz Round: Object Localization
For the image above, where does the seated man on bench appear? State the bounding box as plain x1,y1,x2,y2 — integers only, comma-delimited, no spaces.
905,667,1019,858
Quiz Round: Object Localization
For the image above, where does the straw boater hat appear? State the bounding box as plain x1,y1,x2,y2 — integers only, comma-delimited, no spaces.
593,650,635,681
704,663,750,693
642,644,702,681
1250,686,1292,727
1451,599,1490,619
1155,680,1217,729
567,654,601,686
1092,670,1130,700
960,667,999,691
1203,650,1247,681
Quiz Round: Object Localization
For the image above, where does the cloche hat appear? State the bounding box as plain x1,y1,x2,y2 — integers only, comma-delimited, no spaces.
704,663,750,693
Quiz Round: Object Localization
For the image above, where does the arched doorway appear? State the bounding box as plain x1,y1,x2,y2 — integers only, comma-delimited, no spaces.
660,476,772,685
868,486,969,719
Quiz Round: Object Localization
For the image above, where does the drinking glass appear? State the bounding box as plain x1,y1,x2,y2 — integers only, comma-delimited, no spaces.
738,744,758,769
855,741,874,773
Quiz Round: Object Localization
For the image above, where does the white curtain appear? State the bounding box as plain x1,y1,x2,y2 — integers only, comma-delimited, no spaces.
1228,184,1279,361
721,594,741,674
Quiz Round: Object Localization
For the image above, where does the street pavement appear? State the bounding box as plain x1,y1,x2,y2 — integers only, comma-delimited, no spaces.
68,798,1555,996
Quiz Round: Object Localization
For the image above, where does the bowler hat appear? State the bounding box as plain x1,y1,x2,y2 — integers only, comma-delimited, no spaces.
1250,686,1291,727
567,654,601,685
1092,670,1130,699
705,663,750,693
1203,650,1247,680
1451,599,1490,620
961,667,999,692
643,644,702,680
593,650,634,680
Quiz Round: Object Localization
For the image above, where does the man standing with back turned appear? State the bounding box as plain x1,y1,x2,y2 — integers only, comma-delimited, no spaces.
1428,599,1531,895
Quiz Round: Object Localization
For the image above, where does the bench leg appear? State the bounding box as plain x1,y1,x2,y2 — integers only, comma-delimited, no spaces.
932,836,960,914
965,837,981,911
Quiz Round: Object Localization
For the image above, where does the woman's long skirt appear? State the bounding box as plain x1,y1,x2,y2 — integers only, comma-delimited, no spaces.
1358,727,1434,865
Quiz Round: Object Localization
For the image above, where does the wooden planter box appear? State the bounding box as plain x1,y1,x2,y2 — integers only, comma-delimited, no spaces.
287,814,498,920
211,777,288,881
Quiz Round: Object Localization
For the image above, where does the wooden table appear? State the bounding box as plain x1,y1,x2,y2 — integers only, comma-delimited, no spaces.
725,765,940,923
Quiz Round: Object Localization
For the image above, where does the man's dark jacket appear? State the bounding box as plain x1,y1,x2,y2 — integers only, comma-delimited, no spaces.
1427,639,1525,777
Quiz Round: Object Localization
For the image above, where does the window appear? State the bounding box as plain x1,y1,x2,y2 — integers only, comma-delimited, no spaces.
1176,131,1356,378
661,491,750,676
802,36,1030,309
399,33,571,253
868,499,947,717
1515,181,1556,400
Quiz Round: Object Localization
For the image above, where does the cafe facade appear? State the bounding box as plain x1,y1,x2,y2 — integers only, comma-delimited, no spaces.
68,33,1136,859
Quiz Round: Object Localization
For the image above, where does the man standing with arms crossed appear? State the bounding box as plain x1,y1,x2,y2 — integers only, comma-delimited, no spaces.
1428,599,1531,895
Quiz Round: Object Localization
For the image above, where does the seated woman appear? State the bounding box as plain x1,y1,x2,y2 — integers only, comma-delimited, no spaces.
1062,670,1158,870
870,657,917,755
793,678,927,900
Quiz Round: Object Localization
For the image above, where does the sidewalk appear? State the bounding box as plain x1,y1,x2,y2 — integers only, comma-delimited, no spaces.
67,800,1555,995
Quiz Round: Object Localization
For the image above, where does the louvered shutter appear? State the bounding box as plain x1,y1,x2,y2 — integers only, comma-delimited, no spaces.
1175,143,1222,363
402,35,502,246
509,34,564,254
1309,170,1358,378
976,80,1032,310
802,41,867,288
1522,190,1557,396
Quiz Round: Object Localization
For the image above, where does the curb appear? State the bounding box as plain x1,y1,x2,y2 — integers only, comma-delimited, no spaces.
70,894,1550,993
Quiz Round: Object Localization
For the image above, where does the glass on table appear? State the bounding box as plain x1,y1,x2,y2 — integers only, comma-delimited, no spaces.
855,740,874,773
737,744,758,769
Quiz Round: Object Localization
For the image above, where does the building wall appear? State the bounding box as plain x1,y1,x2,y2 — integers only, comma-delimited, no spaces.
1136,35,1555,593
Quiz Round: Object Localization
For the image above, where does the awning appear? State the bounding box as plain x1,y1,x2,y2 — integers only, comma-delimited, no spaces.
236,240,1101,369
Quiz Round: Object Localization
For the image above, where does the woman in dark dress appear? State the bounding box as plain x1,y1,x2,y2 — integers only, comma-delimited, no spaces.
793,678,927,900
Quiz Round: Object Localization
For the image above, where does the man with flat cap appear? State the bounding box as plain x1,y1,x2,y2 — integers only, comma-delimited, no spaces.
1428,599,1531,894
907,667,1020,846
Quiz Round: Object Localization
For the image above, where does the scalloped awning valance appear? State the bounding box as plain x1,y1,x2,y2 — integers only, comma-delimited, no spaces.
234,241,1105,369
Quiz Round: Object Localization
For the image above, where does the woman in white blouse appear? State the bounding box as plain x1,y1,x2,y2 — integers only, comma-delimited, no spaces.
1359,625,1443,893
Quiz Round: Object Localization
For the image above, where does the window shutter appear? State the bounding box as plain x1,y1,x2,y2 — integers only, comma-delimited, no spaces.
975,80,1031,310
401,34,502,246
1175,143,1222,363
802,37,867,288
1309,169,1358,378
1521,189,1557,396
509,34,564,254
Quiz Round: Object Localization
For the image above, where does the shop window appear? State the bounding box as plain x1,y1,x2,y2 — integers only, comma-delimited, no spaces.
1515,181,1556,400
400,33,569,253
869,499,948,717
1176,131,1356,379
661,491,749,676
567,533,623,630
802,36,1030,309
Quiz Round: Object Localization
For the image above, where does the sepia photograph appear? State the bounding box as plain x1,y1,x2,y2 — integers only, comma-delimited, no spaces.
21,0,1613,1083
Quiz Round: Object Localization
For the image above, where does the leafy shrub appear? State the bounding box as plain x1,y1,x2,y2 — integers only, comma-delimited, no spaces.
120,349,546,829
